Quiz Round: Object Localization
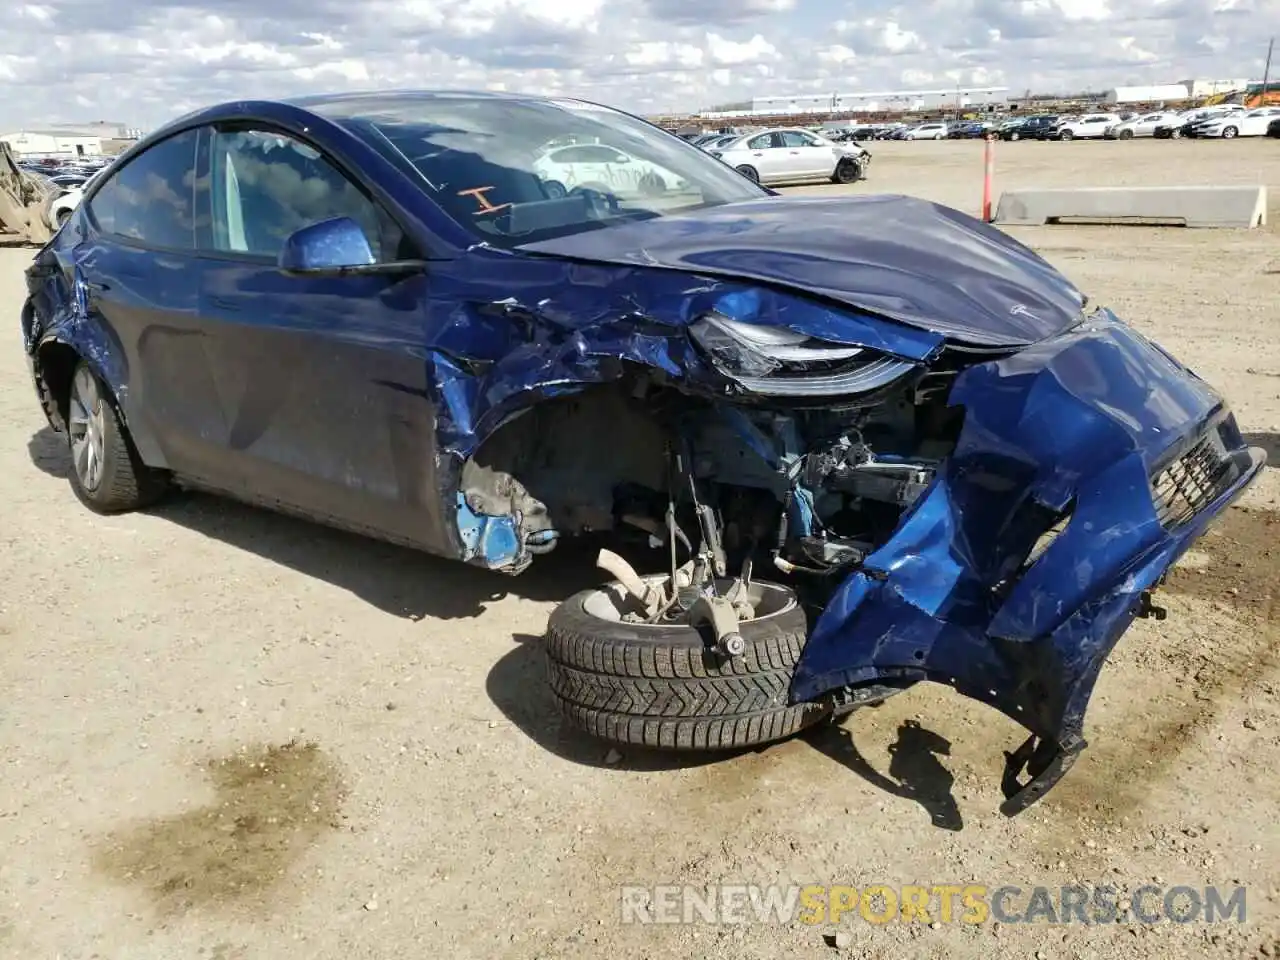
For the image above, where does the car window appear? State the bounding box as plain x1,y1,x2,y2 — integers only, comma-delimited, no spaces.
309,94,768,249
576,145,629,163
747,133,774,149
551,146,607,163
203,127,402,261
86,128,199,249
779,131,818,147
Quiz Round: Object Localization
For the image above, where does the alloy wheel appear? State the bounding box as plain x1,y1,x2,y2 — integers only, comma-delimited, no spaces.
68,366,106,493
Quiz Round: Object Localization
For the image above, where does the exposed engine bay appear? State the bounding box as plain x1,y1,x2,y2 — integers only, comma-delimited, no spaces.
459,357,966,615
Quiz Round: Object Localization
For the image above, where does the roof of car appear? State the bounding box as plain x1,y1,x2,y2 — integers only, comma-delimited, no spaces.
285,89,555,111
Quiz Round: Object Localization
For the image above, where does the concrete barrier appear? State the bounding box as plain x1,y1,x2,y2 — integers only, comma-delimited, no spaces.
993,186,1268,228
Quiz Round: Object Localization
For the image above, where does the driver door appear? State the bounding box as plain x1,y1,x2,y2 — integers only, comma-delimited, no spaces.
188,124,453,551
778,130,831,178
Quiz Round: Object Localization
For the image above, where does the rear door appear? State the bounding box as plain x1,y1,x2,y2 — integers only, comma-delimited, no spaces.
740,132,787,183
189,124,452,551
72,127,213,475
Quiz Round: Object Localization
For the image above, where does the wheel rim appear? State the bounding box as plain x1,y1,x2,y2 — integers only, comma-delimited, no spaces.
69,367,106,493
582,576,797,627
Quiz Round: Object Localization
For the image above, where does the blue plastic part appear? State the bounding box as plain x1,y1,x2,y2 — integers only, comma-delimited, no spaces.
791,309,1266,760
454,492,522,570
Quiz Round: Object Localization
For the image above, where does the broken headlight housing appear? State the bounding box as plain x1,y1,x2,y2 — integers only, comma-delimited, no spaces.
690,311,917,397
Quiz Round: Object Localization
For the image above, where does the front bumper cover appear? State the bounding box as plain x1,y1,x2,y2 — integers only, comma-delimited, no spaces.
790,308,1266,814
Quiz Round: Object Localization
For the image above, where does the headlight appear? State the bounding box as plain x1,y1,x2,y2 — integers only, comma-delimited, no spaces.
689,311,917,397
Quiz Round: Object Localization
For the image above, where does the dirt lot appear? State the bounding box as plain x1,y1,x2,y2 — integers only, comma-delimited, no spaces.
1,138,1278,960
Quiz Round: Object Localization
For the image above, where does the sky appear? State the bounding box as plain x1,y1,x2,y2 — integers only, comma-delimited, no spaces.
2,0,1277,130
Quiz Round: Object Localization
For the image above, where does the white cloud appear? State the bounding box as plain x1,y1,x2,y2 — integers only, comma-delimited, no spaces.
0,0,1276,129
706,33,778,65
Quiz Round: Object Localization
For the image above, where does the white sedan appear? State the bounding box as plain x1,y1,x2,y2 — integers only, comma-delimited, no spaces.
904,122,949,140
1104,111,1182,139
47,182,87,228
1198,107,1280,139
532,144,683,197
45,165,111,229
711,128,866,186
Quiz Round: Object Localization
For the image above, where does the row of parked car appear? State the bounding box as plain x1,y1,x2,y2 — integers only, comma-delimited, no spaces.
997,104,1280,141
16,155,116,228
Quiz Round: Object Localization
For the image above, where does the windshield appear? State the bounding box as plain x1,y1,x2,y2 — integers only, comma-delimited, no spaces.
309,94,770,248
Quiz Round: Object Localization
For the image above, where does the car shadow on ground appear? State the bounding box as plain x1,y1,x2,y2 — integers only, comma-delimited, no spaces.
27,425,633,621
488,633,964,822
805,718,964,830
1244,432,1279,465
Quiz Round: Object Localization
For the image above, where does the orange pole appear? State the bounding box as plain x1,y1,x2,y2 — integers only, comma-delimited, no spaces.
981,135,994,222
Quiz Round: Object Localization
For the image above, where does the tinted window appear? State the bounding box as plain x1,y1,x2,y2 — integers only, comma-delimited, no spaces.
550,146,593,163
87,129,198,249
204,128,402,261
306,94,768,249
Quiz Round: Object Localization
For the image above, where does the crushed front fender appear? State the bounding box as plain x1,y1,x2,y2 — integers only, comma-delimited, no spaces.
790,308,1266,815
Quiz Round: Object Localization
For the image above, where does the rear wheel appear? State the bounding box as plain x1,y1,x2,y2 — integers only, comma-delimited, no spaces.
1221,126,1238,139
66,361,167,513
545,577,831,749
1009,131,1021,141
637,171,667,197
735,164,759,183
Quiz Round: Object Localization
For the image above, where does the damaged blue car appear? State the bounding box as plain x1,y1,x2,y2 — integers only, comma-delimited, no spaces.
20,91,1266,815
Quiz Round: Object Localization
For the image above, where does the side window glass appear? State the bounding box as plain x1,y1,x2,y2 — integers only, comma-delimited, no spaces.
747,134,772,149
206,128,402,262
87,129,198,249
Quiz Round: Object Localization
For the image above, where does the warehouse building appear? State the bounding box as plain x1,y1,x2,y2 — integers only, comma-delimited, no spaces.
1103,84,1191,103
705,86,1008,117
0,122,141,159
1180,78,1251,98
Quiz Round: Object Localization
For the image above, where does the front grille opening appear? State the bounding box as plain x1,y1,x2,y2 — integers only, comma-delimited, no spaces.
1150,430,1234,529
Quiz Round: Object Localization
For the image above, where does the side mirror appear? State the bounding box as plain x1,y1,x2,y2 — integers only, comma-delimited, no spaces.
279,217,375,274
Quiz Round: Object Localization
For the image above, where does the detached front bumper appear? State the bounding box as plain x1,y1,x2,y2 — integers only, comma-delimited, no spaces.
791,308,1266,815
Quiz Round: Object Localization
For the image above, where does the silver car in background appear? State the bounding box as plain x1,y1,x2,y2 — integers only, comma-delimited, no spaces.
710,127,868,186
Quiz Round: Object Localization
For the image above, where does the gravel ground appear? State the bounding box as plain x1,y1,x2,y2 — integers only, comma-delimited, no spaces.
1,138,1278,960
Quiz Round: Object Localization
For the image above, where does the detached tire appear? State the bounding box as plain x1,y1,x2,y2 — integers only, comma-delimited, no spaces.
545,578,828,750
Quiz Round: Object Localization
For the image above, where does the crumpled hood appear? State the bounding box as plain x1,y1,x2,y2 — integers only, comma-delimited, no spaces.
520,194,1087,347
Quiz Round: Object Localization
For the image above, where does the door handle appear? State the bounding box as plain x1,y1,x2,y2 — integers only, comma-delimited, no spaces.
752,152,764,157
208,295,239,311
789,150,800,154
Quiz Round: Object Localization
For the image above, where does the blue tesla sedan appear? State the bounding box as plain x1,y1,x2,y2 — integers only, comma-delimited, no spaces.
20,91,1265,814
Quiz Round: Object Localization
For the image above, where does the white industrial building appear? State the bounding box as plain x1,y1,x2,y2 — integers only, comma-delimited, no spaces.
0,122,141,159
706,86,1008,118
1180,78,1251,98
1104,84,1191,103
